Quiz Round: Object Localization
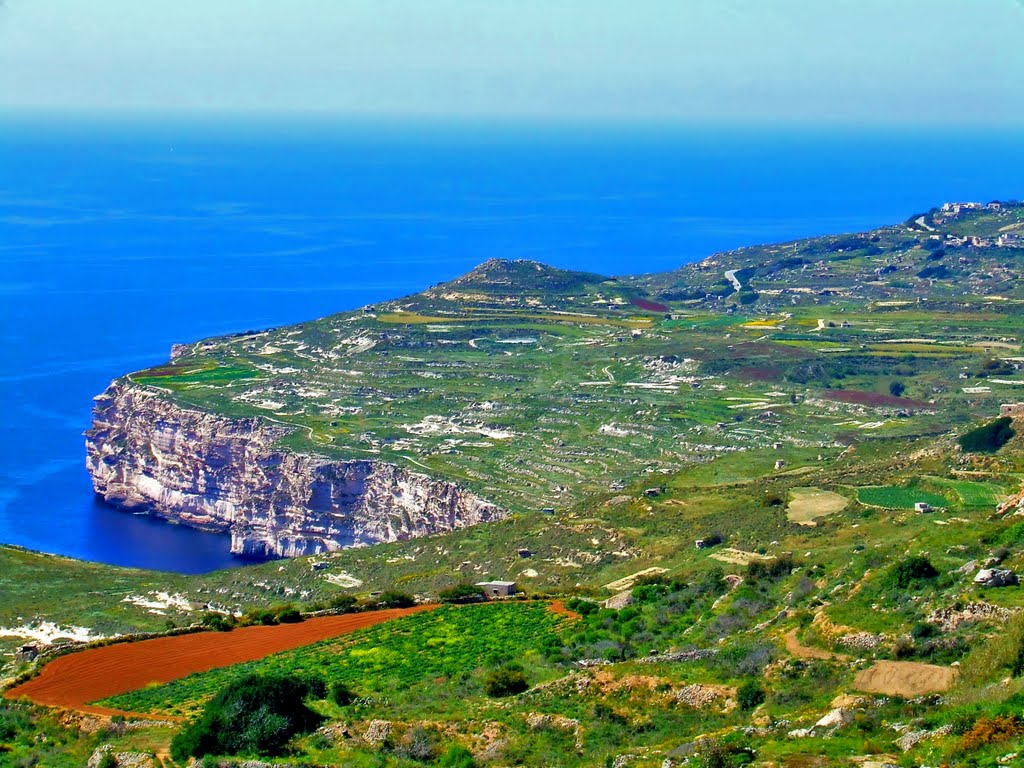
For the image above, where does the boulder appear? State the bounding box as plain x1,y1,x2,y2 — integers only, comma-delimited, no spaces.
974,568,1019,588
814,707,854,730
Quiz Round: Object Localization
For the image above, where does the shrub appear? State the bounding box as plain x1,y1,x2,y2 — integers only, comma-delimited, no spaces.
272,604,303,623
170,674,325,760
889,380,906,397
438,584,486,604
394,725,439,762
484,664,529,697
910,622,937,640
746,554,794,582
374,591,416,609
884,557,937,593
328,594,359,612
97,754,117,768
737,679,766,711
239,607,278,626
959,417,1015,454
200,612,236,632
565,598,599,615
329,681,356,706
885,556,939,589
959,714,1024,752
439,745,476,768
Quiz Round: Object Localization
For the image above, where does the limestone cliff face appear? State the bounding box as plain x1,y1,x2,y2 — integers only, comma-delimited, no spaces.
85,382,506,557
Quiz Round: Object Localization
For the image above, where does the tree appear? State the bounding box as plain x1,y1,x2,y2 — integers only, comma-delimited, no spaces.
170,674,325,760
889,380,906,397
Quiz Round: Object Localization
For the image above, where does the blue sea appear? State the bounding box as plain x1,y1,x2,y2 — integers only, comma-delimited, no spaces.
1,117,1022,573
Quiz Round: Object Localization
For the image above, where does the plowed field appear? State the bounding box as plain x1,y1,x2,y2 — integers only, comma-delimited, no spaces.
4,606,435,716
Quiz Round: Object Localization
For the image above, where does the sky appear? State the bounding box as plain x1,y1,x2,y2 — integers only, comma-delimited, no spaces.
1,0,1023,123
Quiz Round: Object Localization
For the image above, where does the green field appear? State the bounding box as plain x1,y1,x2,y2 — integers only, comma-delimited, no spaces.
856,486,952,510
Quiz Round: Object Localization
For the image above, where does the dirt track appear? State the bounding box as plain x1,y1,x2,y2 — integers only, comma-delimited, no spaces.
4,606,435,717
783,629,848,661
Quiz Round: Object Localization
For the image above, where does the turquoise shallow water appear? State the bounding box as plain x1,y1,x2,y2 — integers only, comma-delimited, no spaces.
1,118,1021,573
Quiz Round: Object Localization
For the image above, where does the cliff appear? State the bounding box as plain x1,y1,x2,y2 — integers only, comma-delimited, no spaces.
85,382,506,557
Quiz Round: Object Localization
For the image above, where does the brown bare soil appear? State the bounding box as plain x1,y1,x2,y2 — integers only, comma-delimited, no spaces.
821,390,933,409
4,606,435,717
853,660,958,697
630,297,670,313
548,600,580,619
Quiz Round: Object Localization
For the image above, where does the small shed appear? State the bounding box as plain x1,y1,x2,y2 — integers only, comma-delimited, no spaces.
914,502,932,513
15,644,39,663
517,549,533,559
477,581,517,598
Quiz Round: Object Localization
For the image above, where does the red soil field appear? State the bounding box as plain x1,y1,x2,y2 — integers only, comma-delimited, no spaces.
4,606,435,717
630,297,670,313
821,390,933,409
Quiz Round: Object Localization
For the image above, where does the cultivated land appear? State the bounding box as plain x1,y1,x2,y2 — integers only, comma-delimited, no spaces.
4,201,1024,767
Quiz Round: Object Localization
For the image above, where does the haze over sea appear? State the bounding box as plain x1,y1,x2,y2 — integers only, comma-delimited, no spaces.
2,117,1022,573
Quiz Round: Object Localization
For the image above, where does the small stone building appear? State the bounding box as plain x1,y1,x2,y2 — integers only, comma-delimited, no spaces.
477,581,517,598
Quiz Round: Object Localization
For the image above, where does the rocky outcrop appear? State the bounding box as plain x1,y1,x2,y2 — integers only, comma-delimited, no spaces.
86,382,506,557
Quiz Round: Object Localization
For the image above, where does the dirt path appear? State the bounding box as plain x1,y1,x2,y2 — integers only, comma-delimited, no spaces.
4,606,435,717
783,629,849,661
853,660,957,697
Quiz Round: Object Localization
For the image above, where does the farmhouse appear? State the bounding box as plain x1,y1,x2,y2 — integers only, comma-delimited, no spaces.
477,581,517,598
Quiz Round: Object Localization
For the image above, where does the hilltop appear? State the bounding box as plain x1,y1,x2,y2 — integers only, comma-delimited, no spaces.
632,199,1024,306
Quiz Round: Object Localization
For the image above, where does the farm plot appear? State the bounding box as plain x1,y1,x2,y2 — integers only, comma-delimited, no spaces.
100,602,568,717
922,476,1006,507
786,487,849,525
856,486,951,510
4,607,434,716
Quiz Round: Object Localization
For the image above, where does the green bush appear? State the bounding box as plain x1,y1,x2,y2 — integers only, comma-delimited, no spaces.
438,584,486,604
959,417,1015,454
737,679,766,711
170,674,325,760
97,753,117,768
239,607,278,626
439,745,476,768
565,598,599,615
483,664,529,697
200,612,236,632
885,556,939,589
272,604,303,624
745,554,794,582
374,590,416,609
328,594,358,612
